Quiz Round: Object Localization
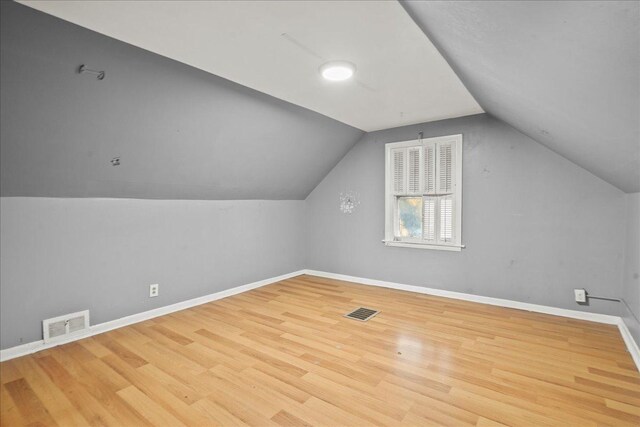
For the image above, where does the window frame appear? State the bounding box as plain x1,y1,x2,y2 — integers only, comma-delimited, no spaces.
383,134,463,252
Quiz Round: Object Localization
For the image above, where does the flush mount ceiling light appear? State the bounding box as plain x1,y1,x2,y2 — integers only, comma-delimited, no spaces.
320,61,356,82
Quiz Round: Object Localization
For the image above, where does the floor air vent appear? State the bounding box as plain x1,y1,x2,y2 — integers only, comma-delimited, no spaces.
43,310,90,343
344,307,379,322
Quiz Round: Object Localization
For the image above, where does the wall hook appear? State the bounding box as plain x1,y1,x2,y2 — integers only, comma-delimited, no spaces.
78,64,105,80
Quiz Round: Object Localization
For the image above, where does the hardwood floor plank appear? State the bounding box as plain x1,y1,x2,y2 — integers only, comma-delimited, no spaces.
36,354,132,427
302,396,376,427
605,398,640,416
1,274,638,426
4,378,57,426
11,356,90,426
271,409,312,427
101,354,210,426
0,384,27,427
48,348,152,427
116,385,186,427
0,360,22,385
98,338,148,368
189,397,249,426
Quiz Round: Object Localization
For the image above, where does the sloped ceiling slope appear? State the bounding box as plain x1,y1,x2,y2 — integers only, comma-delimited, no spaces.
18,0,483,132
402,1,639,193
0,1,363,200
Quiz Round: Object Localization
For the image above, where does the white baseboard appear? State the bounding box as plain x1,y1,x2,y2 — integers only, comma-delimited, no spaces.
303,270,620,324
3,268,638,374
0,270,305,362
303,269,640,372
617,320,640,370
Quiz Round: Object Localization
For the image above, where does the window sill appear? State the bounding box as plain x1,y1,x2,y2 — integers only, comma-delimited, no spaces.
382,240,464,252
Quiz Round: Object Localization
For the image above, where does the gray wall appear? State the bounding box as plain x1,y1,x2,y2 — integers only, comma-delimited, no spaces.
1,1,636,352
1,115,633,351
0,197,305,349
0,1,345,351
306,114,626,315
622,193,640,343
0,1,362,200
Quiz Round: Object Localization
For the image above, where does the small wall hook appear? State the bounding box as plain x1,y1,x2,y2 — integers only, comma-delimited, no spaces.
78,64,105,80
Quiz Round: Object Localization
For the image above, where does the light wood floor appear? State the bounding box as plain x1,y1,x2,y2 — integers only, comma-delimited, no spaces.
1,275,639,426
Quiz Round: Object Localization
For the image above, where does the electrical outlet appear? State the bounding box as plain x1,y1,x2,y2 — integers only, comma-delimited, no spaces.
149,284,159,298
574,288,587,303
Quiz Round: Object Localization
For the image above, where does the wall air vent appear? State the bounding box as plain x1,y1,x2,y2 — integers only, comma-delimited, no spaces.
43,310,90,343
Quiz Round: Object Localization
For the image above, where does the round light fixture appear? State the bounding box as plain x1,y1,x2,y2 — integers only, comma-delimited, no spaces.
320,61,355,82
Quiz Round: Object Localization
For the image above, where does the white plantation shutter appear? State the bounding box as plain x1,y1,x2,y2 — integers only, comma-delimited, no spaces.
439,196,454,242
424,144,436,195
385,134,461,250
437,143,454,194
423,197,436,241
408,148,421,194
392,149,405,194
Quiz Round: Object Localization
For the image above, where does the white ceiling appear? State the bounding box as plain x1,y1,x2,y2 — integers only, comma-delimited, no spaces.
18,0,483,132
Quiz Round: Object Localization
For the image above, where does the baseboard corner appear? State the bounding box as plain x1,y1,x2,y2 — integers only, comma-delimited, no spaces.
617,319,640,372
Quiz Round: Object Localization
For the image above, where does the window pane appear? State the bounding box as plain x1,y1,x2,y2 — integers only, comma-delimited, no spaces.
398,197,422,238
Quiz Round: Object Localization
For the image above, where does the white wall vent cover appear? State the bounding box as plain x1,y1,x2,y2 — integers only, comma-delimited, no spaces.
43,310,90,343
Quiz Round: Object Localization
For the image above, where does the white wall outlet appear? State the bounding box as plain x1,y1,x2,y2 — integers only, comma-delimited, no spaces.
149,284,159,298
574,288,587,303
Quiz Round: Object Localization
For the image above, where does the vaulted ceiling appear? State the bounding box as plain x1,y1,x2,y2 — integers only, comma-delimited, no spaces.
402,0,639,193
18,0,483,131
3,1,638,200
1,1,363,200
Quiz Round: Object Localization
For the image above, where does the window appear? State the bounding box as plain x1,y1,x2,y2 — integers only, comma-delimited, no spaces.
384,134,463,251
